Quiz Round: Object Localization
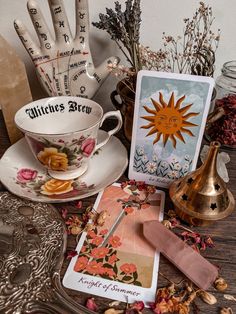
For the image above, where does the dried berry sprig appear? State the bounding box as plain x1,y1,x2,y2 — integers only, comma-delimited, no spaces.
93,0,142,73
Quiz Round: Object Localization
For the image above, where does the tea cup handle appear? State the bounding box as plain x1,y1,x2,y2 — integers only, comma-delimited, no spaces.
95,110,122,151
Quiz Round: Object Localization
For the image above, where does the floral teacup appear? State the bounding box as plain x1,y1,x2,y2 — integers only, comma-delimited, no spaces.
15,97,122,180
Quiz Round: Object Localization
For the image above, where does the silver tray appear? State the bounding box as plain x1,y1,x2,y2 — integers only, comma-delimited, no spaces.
0,192,92,314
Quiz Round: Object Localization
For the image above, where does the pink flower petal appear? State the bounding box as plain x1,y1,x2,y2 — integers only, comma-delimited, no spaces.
61,209,68,219
130,301,145,311
66,250,78,259
86,298,98,312
76,201,83,209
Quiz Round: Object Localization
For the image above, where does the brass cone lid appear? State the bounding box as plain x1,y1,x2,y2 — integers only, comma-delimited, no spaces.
169,141,235,224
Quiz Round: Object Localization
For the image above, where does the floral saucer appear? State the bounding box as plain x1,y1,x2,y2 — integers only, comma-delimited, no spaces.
0,131,128,203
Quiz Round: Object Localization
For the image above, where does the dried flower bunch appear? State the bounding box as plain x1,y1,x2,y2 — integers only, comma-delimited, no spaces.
61,204,108,236
85,277,230,313
92,0,142,74
150,281,218,314
141,2,220,76
85,280,221,313
93,1,220,94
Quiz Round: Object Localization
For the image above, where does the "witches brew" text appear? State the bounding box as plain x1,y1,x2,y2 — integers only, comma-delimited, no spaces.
25,101,92,119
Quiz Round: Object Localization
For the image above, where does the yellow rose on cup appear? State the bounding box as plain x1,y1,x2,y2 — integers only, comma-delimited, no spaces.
37,147,68,171
40,178,73,195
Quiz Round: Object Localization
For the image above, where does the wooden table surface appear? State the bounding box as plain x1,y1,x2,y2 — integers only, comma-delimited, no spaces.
0,110,235,314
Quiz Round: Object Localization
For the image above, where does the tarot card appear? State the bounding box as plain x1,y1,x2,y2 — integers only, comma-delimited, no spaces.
129,70,214,188
63,182,165,304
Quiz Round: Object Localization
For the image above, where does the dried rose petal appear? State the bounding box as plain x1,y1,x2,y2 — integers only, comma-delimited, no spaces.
169,217,180,227
66,250,78,259
86,297,98,312
200,241,206,251
178,231,214,252
130,301,144,311
207,94,236,147
148,302,156,311
61,208,68,219
76,200,83,209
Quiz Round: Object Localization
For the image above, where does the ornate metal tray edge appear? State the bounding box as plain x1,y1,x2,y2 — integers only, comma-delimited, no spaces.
0,192,92,314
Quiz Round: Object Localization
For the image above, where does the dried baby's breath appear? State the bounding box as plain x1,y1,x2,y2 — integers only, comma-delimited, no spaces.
95,2,220,95
140,2,220,77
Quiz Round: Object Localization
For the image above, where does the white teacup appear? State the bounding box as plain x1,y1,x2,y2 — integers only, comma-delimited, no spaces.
15,97,122,180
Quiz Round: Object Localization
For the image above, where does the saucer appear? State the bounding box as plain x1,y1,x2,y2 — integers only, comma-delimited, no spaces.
0,131,128,203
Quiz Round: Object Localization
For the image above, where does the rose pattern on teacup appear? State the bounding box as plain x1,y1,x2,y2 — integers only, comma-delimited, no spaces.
16,168,38,183
15,168,94,199
38,148,69,171
15,97,123,180
27,134,96,172
41,178,74,195
81,138,96,157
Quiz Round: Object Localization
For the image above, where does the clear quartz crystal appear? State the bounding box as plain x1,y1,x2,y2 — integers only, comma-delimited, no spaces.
200,145,230,182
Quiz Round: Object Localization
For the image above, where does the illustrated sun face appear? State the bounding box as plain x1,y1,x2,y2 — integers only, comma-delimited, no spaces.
141,92,199,148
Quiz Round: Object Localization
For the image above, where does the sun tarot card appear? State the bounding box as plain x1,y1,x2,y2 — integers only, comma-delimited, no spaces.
129,70,214,188
63,182,165,304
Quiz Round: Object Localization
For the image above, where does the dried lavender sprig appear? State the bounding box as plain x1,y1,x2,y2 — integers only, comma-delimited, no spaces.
92,0,142,73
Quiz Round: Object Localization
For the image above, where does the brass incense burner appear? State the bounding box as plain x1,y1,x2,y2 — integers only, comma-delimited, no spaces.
169,141,235,226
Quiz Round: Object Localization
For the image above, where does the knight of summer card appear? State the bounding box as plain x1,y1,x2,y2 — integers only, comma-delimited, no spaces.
63,182,165,304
